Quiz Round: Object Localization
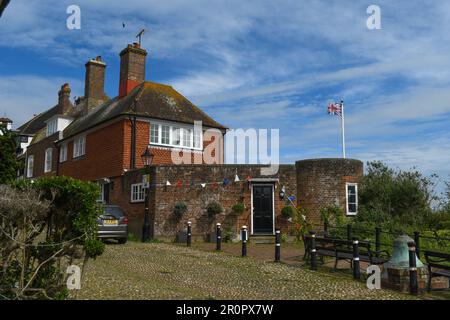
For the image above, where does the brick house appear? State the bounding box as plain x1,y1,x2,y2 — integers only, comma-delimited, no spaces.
15,43,363,241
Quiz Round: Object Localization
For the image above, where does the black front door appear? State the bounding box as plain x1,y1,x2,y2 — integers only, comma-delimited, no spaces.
252,185,274,234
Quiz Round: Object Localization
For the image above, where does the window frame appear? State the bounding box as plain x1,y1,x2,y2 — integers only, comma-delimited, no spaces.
59,144,68,163
44,148,53,173
131,183,145,203
27,155,34,178
345,182,358,216
46,119,57,137
149,120,202,151
73,136,86,158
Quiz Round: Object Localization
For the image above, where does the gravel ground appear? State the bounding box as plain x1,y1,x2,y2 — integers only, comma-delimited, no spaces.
74,242,416,300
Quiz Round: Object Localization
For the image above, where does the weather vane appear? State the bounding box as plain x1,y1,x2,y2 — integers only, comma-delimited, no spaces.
136,28,145,46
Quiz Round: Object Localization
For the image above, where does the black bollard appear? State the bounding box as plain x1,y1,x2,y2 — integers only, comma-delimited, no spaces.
275,229,281,262
352,237,361,280
375,227,381,257
408,241,418,295
241,226,248,257
414,232,420,258
309,231,317,271
216,223,222,251
187,221,192,247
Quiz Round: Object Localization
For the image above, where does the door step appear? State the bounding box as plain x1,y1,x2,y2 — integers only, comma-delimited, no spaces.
250,235,275,244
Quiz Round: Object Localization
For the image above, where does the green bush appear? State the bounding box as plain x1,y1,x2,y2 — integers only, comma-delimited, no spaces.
1,176,104,299
173,202,188,216
231,203,245,215
281,206,296,219
206,201,223,217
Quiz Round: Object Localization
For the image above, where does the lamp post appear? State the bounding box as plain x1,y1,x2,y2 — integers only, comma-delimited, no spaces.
141,147,154,242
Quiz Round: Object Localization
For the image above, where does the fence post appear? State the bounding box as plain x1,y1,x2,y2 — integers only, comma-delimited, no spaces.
187,221,192,247
375,227,381,257
309,231,317,271
275,229,281,262
241,226,247,257
414,231,420,258
352,237,361,280
216,223,222,251
408,241,418,295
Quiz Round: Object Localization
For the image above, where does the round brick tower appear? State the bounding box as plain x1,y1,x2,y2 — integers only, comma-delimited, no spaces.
295,158,364,224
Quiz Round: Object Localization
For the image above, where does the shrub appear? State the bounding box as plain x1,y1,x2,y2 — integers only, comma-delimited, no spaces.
231,203,245,215
206,201,223,217
281,206,296,219
173,202,188,216
1,177,104,299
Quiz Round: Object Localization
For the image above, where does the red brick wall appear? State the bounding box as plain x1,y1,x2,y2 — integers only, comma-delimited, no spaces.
59,120,126,181
296,158,364,225
26,132,60,178
115,164,297,240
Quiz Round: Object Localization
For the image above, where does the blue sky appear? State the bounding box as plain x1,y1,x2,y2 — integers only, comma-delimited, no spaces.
1,0,450,193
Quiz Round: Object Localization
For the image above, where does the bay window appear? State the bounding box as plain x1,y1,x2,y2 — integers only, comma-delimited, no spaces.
149,121,202,150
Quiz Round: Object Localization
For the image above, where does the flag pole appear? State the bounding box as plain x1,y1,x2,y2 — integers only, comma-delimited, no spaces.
341,100,346,159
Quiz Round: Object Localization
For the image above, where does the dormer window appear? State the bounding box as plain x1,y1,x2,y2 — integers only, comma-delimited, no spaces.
45,115,73,137
47,119,57,136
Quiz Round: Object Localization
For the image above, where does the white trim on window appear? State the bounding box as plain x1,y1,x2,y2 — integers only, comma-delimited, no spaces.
59,144,67,163
131,183,145,203
149,120,203,151
27,155,34,178
44,148,52,173
46,119,57,137
346,183,358,216
73,136,86,158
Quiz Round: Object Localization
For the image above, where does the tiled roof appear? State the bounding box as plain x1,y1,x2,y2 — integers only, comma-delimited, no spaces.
16,105,60,135
63,81,227,139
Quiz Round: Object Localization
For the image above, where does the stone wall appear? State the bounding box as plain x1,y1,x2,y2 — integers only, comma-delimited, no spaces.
119,164,297,240
296,158,364,225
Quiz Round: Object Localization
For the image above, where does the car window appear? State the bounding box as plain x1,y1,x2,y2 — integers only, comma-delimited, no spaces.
103,206,124,218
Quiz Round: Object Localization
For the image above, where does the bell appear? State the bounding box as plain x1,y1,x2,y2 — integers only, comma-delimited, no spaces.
383,234,424,269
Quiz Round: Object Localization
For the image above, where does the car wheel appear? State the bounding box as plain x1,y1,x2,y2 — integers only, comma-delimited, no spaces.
118,238,127,244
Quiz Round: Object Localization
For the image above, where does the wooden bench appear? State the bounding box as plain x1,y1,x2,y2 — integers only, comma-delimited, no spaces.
304,235,390,270
424,250,450,291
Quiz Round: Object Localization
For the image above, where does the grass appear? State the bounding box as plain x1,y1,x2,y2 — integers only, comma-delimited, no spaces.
73,242,418,300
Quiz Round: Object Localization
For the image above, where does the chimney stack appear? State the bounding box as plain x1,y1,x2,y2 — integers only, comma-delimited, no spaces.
57,83,73,115
119,43,147,98
84,56,107,113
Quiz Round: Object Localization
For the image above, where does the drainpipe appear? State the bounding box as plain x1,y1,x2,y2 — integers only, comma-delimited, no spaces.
129,115,137,170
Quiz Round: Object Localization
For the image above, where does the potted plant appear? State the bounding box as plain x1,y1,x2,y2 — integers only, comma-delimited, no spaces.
173,202,188,217
231,203,245,216
206,201,223,242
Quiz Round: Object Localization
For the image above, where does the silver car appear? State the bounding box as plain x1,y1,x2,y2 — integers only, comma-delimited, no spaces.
97,205,128,244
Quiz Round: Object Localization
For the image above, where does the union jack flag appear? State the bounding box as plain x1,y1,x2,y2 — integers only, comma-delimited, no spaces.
327,102,342,117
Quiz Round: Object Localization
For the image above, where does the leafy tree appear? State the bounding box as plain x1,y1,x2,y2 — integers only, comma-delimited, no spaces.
358,161,437,231
1,177,104,299
0,126,20,184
